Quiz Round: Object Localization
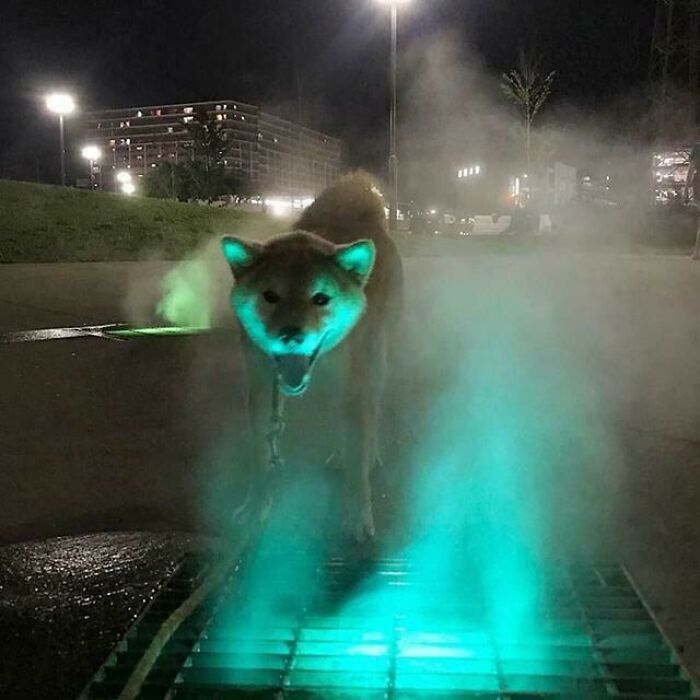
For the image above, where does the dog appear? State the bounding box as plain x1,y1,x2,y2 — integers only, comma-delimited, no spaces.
221,172,403,540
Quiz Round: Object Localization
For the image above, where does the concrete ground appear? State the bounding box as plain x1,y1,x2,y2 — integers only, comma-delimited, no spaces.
1,253,700,695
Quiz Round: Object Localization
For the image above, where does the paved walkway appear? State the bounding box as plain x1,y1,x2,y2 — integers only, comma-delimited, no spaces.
1,255,700,683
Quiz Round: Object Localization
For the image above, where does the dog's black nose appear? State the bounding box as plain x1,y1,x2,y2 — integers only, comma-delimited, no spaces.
279,326,304,346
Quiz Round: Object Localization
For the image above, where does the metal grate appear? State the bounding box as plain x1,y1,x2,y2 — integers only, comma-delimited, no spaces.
168,558,698,699
80,553,217,700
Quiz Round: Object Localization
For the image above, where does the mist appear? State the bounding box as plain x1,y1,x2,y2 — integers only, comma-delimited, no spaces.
120,27,700,691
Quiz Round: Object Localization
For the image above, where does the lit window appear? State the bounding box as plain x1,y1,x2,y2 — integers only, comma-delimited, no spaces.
119,121,125,128
167,126,174,133
223,104,227,109
155,109,162,116
151,163,157,167
241,116,245,121
184,106,193,114
126,138,131,145
136,146,143,151
475,165,481,175
233,104,237,110
125,120,130,127
136,110,142,117
109,139,116,146
137,155,142,160
183,116,193,123
216,105,222,111
216,114,223,121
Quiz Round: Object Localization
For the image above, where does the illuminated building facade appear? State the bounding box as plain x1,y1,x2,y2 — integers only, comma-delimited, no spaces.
80,100,342,195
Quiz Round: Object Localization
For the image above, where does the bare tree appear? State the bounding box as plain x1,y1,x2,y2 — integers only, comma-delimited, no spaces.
501,51,556,172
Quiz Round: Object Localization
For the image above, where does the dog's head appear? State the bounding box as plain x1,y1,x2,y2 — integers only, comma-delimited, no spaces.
222,231,375,396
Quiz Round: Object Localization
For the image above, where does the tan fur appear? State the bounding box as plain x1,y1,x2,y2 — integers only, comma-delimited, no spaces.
224,172,403,540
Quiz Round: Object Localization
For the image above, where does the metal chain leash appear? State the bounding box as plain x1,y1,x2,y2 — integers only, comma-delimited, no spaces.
265,374,286,489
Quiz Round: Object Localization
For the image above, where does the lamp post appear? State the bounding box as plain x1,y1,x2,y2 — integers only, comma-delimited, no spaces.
45,93,76,186
377,0,408,231
81,145,101,189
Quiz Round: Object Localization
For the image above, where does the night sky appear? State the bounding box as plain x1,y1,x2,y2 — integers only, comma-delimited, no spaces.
0,0,656,183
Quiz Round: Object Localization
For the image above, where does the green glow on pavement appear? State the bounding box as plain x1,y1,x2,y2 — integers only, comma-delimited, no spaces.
108,326,207,338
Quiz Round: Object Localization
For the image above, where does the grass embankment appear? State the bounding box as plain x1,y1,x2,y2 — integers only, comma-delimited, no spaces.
0,180,281,263
1,179,695,263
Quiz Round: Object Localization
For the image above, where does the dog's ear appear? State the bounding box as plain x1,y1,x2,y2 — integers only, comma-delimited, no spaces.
333,240,376,286
221,236,261,277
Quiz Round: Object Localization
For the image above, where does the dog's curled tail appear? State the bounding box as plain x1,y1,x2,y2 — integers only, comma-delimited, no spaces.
296,170,387,237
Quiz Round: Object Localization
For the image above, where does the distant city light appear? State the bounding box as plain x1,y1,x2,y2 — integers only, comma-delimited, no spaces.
457,164,482,179
121,182,136,195
116,170,132,184
81,145,101,161
264,195,315,218
45,93,75,115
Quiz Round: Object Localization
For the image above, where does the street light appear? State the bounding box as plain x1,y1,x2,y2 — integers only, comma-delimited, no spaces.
81,145,101,189
121,182,136,195
116,170,132,184
376,0,409,231
45,93,76,187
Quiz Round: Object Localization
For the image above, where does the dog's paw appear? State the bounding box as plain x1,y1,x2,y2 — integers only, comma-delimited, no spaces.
343,502,376,542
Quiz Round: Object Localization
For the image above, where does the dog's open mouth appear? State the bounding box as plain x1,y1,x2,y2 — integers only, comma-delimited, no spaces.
273,339,324,397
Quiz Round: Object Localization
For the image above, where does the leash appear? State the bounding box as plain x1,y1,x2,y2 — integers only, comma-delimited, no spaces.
117,372,287,700
266,373,286,475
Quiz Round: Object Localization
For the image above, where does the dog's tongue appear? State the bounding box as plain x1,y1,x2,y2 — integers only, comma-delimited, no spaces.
275,354,309,391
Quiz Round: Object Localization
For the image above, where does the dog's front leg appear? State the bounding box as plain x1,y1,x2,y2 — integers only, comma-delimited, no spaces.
234,339,276,525
342,336,385,542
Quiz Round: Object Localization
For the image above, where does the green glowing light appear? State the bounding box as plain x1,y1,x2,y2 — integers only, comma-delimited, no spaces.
287,670,387,689
299,628,387,642
293,656,389,673
394,671,500,692
181,267,638,696
398,644,476,659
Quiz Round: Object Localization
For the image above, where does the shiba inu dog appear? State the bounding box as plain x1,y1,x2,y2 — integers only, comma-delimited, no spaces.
222,172,403,540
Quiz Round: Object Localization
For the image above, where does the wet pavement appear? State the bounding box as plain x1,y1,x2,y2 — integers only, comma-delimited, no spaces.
0,532,205,699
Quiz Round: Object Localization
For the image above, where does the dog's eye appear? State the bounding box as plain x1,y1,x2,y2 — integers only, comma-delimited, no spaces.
263,290,280,304
312,292,331,306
